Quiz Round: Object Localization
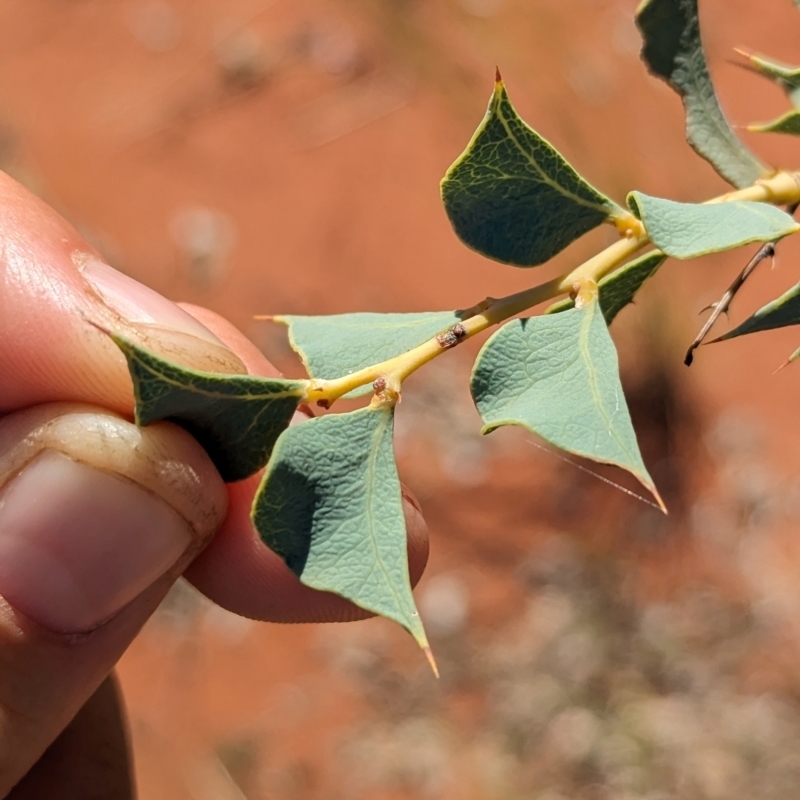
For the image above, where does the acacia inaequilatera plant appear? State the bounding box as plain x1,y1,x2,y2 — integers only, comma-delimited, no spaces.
102,0,800,670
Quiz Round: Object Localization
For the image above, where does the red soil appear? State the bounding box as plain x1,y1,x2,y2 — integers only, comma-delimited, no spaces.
5,1,800,796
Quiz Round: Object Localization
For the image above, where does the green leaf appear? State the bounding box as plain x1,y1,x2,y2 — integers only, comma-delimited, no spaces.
627,192,799,259
749,110,800,136
471,301,663,509
440,76,623,267
636,0,766,188
111,334,304,482
715,279,800,341
276,311,465,398
546,250,667,323
252,407,432,660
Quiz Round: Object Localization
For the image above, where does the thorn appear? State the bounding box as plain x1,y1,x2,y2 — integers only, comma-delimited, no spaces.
698,301,729,318
652,486,668,516
495,65,502,83
423,645,440,679
253,314,273,321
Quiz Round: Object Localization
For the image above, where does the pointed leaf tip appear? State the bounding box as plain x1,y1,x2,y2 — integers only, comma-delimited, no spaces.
749,110,800,136
734,51,800,104
441,81,621,267
773,340,800,373
495,65,502,83
253,407,431,657
423,645,440,678
773,359,791,376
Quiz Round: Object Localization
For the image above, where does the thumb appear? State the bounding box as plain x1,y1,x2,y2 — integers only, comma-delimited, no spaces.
0,403,227,795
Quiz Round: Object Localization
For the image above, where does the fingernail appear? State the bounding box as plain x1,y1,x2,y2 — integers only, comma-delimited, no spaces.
0,451,192,632
76,254,246,374
78,255,220,343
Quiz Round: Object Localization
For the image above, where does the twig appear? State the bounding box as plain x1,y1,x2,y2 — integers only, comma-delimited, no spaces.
685,200,800,366
684,242,775,366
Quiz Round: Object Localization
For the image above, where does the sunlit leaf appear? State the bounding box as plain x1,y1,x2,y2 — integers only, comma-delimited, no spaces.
111,334,304,482
471,301,662,508
252,407,432,657
276,311,464,398
441,76,623,267
627,192,799,259
636,0,766,187
546,251,667,323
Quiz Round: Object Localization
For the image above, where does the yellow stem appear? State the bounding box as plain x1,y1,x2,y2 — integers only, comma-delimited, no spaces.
303,170,800,405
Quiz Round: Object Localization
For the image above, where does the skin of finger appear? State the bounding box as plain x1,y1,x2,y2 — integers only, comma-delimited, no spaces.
0,173,133,415
178,304,430,622
0,570,187,796
7,675,134,800
0,403,228,542
0,174,242,417
0,404,226,794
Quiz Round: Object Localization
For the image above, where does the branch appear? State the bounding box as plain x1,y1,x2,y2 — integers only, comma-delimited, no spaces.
684,242,775,366
303,172,800,405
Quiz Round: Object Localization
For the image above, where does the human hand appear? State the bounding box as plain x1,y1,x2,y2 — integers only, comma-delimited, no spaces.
0,173,428,797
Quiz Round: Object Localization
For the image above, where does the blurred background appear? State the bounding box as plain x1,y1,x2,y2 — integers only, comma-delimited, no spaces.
6,0,800,797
